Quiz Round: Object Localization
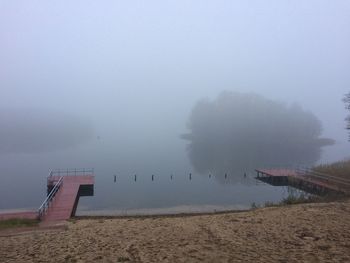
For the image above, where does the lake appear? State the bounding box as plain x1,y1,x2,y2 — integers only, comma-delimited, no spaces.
0,138,344,215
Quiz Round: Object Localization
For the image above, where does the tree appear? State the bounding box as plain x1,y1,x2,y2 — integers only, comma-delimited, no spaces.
343,92,350,141
182,91,334,181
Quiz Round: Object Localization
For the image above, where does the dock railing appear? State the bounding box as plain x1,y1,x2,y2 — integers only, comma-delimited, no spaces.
297,167,350,185
49,168,94,177
38,175,64,219
296,167,350,193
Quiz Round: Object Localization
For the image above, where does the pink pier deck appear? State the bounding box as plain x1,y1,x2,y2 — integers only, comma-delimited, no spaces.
41,175,94,222
255,168,343,194
256,169,298,178
0,171,94,223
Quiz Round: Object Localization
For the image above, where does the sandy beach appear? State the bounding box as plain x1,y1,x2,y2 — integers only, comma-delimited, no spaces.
1,199,350,263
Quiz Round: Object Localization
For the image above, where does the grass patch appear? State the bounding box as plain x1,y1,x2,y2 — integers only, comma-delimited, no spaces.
263,201,276,207
0,218,39,230
117,256,130,262
250,202,260,209
262,193,327,208
280,194,317,205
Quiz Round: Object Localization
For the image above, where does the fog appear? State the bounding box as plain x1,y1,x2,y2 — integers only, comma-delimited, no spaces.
182,91,334,182
0,1,349,210
0,108,94,154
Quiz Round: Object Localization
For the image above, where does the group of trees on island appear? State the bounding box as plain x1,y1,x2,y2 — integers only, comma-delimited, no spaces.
344,92,350,141
182,91,335,181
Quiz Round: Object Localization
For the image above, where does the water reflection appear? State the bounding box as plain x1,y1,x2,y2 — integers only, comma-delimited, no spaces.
182,92,334,184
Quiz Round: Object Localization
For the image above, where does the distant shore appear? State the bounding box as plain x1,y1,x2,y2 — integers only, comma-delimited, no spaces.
1,198,350,262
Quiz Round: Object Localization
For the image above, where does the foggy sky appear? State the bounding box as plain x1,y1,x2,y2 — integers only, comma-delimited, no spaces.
0,1,350,163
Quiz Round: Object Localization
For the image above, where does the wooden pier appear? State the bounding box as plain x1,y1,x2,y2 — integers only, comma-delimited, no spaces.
0,169,95,223
255,168,348,196
39,169,94,223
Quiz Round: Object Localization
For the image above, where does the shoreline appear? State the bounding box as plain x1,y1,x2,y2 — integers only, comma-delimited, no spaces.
1,195,345,222
74,208,250,221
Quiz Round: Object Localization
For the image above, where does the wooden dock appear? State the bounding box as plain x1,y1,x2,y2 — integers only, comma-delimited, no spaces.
0,169,94,223
255,168,347,195
41,174,94,222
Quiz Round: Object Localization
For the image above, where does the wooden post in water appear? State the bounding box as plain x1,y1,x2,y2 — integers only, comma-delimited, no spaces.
189,173,192,180
134,174,137,182
114,175,116,182
152,174,154,181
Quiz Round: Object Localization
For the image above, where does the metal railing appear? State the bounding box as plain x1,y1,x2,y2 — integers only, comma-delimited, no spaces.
38,176,64,219
49,168,94,177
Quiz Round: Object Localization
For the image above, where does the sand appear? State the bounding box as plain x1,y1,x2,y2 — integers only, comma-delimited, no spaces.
1,200,350,263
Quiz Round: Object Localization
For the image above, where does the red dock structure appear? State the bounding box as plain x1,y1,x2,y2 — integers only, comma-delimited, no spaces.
255,168,349,195
0,169,95,223
38,169,94,223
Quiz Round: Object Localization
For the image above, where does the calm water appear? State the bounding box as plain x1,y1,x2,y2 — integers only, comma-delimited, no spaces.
77,172,289,215
0,139,345,215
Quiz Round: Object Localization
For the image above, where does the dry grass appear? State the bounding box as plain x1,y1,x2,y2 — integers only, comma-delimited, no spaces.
0,219,38,230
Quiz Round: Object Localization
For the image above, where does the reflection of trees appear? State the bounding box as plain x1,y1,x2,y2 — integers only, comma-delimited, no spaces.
182,91,334,184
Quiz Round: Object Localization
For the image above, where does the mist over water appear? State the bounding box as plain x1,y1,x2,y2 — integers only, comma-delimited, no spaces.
0,92,343,213
0,1,349,214
0,108,94,154
0,92,339,213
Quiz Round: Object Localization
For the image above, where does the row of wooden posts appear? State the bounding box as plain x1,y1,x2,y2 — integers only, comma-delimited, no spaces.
113,173,247,182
